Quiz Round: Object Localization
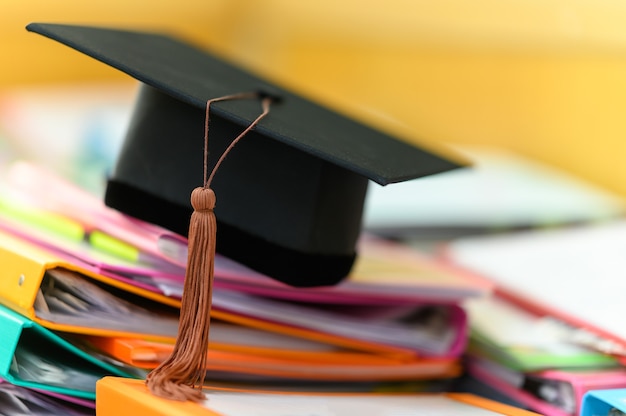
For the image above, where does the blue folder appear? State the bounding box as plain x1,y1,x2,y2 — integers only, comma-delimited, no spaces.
0,303,133,400
581,388,626,416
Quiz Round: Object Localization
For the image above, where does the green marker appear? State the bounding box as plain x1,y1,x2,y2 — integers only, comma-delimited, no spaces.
88,230,140,263
0,198,85,241
0,195,143,264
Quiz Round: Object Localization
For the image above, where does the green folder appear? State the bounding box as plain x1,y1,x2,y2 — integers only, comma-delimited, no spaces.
0,303,134,400
464,294,618,372
468,328,618,372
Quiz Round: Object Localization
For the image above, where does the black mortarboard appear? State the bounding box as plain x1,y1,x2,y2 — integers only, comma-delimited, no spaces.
27,23,465,287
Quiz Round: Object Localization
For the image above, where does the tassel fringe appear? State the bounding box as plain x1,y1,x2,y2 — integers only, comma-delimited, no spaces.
146,187,216,402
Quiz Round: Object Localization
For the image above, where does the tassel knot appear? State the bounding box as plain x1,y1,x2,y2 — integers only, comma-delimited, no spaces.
191,187,215,212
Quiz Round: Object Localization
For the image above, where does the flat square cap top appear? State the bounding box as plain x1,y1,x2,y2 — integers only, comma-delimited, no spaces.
26,23,463,186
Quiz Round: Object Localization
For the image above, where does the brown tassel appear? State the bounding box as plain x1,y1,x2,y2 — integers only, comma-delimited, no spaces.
145,187,216,401
146,94,271,401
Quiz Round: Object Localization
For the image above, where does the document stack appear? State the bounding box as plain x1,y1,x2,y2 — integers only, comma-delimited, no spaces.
442,222,626,416
0,161,491,413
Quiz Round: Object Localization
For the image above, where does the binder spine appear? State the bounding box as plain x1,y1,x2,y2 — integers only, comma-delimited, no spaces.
0,307,24,377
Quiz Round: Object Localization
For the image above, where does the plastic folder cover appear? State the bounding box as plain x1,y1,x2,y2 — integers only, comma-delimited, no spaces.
96,377,541,416
0,304,130,399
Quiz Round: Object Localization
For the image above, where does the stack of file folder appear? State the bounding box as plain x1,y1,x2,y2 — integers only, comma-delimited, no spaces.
0,161,492,412
441,223,626,416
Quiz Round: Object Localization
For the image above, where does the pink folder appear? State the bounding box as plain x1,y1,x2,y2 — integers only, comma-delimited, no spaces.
5,161,188,268
440,230,626,364
468,357,626,416
5,161,491,306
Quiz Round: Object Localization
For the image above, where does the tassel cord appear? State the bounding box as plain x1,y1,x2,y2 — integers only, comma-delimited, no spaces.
146,94,272,402
206,97,272,188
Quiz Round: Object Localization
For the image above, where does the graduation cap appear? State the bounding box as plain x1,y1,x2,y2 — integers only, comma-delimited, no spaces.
26,23,465,288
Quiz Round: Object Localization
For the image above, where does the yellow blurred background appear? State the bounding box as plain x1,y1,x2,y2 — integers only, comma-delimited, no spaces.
3,0,626,196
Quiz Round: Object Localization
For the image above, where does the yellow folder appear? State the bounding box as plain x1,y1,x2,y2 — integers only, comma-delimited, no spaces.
0,229,182,341
0,229,422,358
96,377,541,416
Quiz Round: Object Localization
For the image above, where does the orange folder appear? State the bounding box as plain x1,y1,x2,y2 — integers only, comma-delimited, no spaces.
0,229,180,341
96,377,541,416
86,336,461,382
